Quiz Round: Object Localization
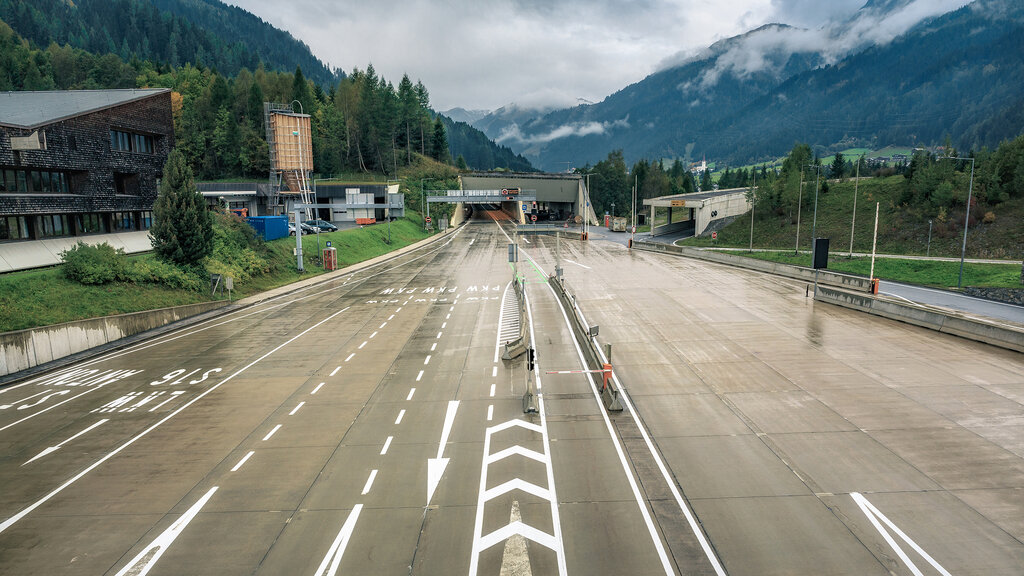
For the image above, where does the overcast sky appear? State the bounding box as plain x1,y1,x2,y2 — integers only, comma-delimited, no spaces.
229,0,877,112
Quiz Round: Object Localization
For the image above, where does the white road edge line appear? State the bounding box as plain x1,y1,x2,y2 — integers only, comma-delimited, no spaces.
114,486,218,576
0,308,348,536
575,298,727,576
547,282,680,576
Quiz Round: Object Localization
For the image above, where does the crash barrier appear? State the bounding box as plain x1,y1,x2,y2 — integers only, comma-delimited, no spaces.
0,301,229,379
633,240,873,291
501,275,529,362
815,286,1024,353
548,273,623,411
516,225,585,240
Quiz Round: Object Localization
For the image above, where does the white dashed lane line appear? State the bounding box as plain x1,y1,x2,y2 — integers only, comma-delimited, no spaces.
345,353,356,362
417,370,424,382
407,388,416,401
395,410,406,425
289,402,305,416
312,383,325,395
381,436,393,455
330,367,341,377
231,451,254,472
262,425,282,441
362,470,378,495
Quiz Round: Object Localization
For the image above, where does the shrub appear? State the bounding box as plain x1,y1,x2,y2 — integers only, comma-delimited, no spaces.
982,211,996,224
125,257,204,291
61,242,126,285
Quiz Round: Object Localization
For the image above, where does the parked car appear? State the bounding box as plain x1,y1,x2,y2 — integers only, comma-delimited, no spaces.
288,222,318,236
304,219,338,232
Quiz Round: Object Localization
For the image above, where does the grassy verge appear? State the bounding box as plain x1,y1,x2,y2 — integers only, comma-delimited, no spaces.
0,215,435,332
733,251,1021,289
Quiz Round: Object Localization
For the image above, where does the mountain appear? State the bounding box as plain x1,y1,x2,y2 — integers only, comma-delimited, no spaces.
484,0,1024,171
439,115,535,172
441,107,490,125
0,0,342,86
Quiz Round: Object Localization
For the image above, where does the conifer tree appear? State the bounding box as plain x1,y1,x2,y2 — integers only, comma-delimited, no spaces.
432,117,449,163
150,149,214,267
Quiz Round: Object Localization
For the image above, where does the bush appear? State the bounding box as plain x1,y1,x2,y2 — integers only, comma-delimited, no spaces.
983,211,996,224
61,242,126,285
125,257,204,291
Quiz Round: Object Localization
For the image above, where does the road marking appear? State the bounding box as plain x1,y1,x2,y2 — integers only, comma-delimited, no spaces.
407,388,416,401
22,419,109,466
396,307,402,312
489,384,496,397
450,306,455,311
381,436,393,455
263,424,283,441
289,402,305,416
148,391,185,412
358,341,367,349
312,383,325,395
417,370,424,382
314,504,363,576
345,353,355,362
492,366,497,377
431,343,437,351
427,401,460,504
0,388,98,433
388,314,395,320
851,492,952,576
330,367,341,377
446,314,451,320
424,355,432,365
487,405,493,421
380,322,388,329
437,331,443,339
114,487,218,576
500,500,533,575
564,259,591,269
370,331,378,339
551,284,711,575
395,409,406,424
362,469,378,495
442,322,447,329
231,451,255,472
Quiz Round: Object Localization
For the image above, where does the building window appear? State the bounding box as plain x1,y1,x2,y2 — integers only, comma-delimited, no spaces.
140,210,153,230
0,216,29,241
114,173,141,196
111,129,155,154
76,213,108,235
0,167,70,193
112,211,138,232
38,214,70,237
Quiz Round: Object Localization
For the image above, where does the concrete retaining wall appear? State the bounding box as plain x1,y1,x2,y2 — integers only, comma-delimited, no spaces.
0,300,228,378
634,240,873,291
815,286,1024,353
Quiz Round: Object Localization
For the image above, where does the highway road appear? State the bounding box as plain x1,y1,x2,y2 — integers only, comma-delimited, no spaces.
0,209,1022,575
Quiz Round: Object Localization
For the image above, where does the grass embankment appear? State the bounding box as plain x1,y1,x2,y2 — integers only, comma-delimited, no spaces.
0,215,434,333
683,175,1023,260
736,251,1021,289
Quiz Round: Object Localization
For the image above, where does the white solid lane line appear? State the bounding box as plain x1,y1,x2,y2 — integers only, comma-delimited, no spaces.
231,451,255,472
314,504,363,576
0,308,349,536
114,487,218,576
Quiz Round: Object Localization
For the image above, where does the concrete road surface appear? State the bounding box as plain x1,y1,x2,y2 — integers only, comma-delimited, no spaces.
0,210,1022,575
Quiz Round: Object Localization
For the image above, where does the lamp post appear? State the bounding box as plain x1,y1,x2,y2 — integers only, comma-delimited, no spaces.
795,169,804,255
935,155,976,289
806,163,822,242
927,219,933,257
849,155,862,258
748,169,756,252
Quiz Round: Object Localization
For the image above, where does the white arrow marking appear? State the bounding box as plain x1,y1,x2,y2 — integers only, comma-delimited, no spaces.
427,400,460,504
16,390,69,410
23,419,109,466
114,486,218,576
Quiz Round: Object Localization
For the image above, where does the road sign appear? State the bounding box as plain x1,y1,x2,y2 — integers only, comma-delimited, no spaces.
712,231,718,240
326,241,332,247
531,214,537,222
425,216,431,223
522,204,528,212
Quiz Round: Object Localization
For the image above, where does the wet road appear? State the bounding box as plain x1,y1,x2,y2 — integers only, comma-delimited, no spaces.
0,210,1022,575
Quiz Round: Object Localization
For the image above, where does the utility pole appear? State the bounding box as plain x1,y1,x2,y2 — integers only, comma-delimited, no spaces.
849,156,861,257
795,170,804,255
749,169,756,252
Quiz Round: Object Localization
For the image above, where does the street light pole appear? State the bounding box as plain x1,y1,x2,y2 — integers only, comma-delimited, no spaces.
749,169,756,252
849,156,861,258
807,163,821,242
935,155,976,289
795,169,804,255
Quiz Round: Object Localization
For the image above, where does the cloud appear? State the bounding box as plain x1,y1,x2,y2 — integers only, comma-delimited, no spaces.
229,0,968,111
496,117,630,145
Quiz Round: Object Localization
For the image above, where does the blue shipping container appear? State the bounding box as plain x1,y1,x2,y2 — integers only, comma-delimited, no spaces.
246,216,289,241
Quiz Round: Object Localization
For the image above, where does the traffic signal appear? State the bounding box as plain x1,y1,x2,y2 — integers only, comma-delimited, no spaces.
527,348,535,371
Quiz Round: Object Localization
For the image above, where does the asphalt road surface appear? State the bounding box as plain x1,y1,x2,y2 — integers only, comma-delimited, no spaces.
0,209,1022,575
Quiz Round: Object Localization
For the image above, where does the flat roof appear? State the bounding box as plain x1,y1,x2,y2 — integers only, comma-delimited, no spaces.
0,89,170,130
643,187,748,206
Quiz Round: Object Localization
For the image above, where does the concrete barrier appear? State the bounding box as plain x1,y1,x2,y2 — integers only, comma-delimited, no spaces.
815,286,1024,353
0,301,228,378
633,240,872,291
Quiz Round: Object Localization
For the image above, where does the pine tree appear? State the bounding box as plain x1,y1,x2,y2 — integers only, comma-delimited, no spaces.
150,149,214,267
432,117,449,163
831,152,845,179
